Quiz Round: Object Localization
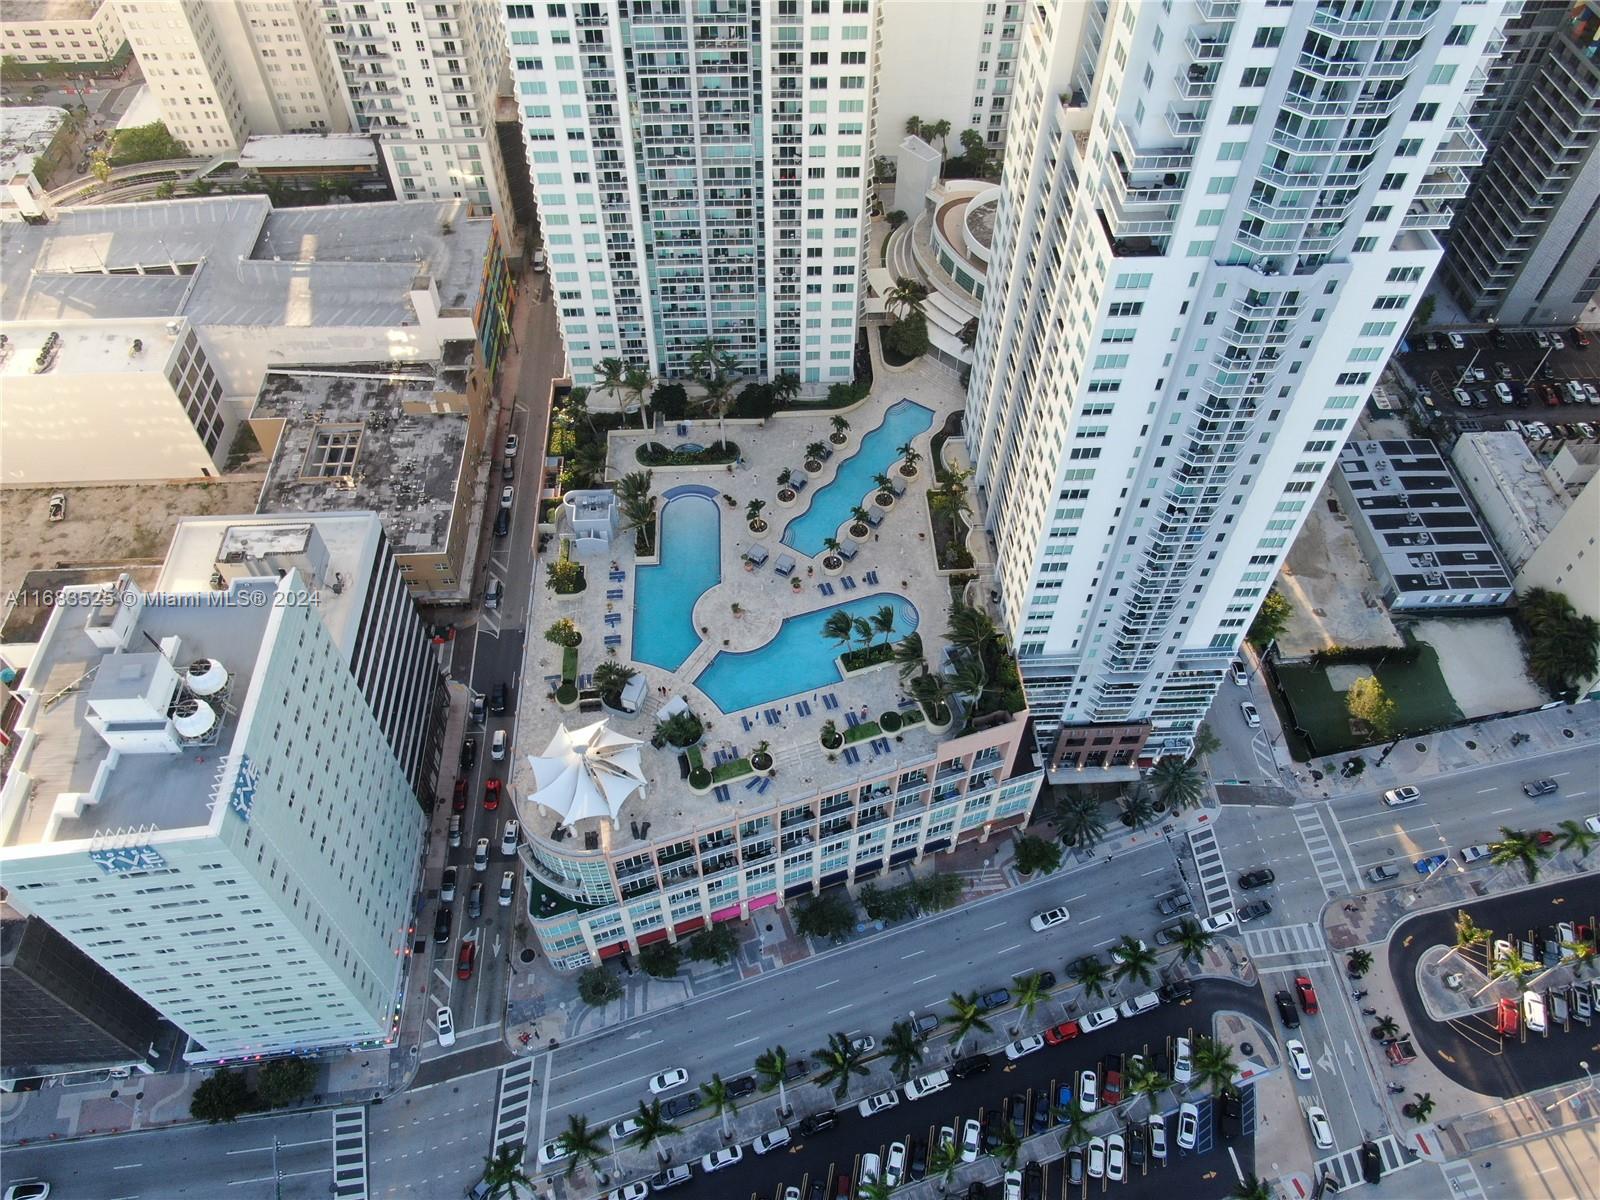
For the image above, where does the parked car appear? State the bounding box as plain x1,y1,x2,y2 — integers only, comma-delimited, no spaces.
433,906,452,943
1103,1054,1123,1107
498,870,514,907
1219,1092,1244,1141
952,1053,992,1079
661,1093,700,1121
960,1118,981,1163
467,882,482,918
490,729,507,760
494,508,510,537
501,820,519,854
884,1142,907,1188
752,1127,791,1155
473,838,489,872
1414,853,1449,875
1286,1039,1313,1080
1157,890,1194,916
978,988,1011,1012
1460,843,1492,864
504,434,519,458
649,1069,689,1094
1004,1035,1045,1061
1079,1069,1099,1112
1238,868,1276,889
699,1146,742,1174
436,1006,455,1047
1106,1133,1127,1183
904,1069,951,1100
1087,1136,1106,1178
648,1164,693,1191
440,866,457,903
1295,975,1319,1014
1080,1006,1119,1032
483,778,501,811
1448,332,1466,349
1044,1020,1080,1045
1173,1036,1193,1084
1177,1102,1199,1149
1201,910,1237,934
797,1110,838,1137
1366,864,1401,883
858,1089,900,1118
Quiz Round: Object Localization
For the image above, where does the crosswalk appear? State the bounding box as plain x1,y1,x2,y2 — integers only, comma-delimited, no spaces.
331,1107,369,1200
1187,824,1234,916
1440,1158,1487,1200
1293,806,1353,896
492,1058,538,1153
1243,922,1329,964
1315,1134,1416,1191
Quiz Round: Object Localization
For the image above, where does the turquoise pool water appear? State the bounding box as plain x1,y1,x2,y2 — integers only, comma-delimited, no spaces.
694,594,920,713
780,399,936,557
632,490,720,670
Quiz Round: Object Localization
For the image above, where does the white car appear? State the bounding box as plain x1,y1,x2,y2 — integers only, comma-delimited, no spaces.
1149,1116,1167,1160
1587,815,1600,834
1030,906,1071,932
1230,660,1249,686
609,1115,643,1142
1307,1105,1334,1150
1111,938,1149,964
501,820,520,855
1087,1136,1107,1178
1172,1037,1193,1084
1079,1069,1099,1112
600,1184,648,1200
858,1088,900,1118
1004,1034,1045,1061
491,728,507,760
752,1127,791,1155
1449,332,1467,349
1551,333,1566,350
1106,1133,1127,1182
500,485,515,508
473,838,489,872
504,434,519,458
960,1118,982,1162
1080,1005,1120,1033
884,1142,907,1188
1286,1039,1313,1081
1177,1102,1200,1150
904,1069,951,1100
1459,843,1492,864
498,870,514,907
1240,701,1261,728
537,1138,572,1167
849,1035,876,1055
435,1006,456,1047
700,1146,743,1174
1003,1170,1022,1200
649,1068,689,1094
1383,785,1421,807
859,1153,881,1186
1201,909,1237,934
1523,989,1547,1034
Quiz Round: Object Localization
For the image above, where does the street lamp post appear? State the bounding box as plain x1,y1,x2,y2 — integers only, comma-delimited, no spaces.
1543,1060,1594,1113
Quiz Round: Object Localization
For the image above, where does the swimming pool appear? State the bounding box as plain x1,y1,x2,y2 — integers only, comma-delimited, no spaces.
632,489,721,671
780,399,935,557
694,594,920,713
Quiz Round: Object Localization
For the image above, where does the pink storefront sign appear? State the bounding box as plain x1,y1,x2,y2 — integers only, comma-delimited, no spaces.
748,894,777,912
710,903,742,923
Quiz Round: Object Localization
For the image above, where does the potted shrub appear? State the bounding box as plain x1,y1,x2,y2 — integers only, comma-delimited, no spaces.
689,766,712,791
544,617,582,648
746,498,768,533
819,720,843,751
750,740,773,772
830,414,850,446
880,710,903,734
872,472,896,507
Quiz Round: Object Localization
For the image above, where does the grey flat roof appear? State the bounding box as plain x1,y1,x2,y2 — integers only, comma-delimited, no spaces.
0,196,490,328
253,369,467,554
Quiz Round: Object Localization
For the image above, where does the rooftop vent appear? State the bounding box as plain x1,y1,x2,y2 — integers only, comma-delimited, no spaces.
184,657,229,697
171,697,219,741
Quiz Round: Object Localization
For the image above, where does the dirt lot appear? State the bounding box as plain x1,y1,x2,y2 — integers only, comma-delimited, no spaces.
1,479,265,591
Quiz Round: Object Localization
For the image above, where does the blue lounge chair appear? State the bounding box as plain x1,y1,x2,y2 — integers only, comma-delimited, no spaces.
756,777,772,795
745,776,762,791
840,576,856,591
603,635,621,646
741,716,751,732
714,785,731,803
865,570,879,584
606,589,624,600
845,712,859,728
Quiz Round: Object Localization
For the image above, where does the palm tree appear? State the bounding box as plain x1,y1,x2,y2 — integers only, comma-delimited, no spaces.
771,370,801,408
1555,818,1598,860
592,661,637,706
754,1045,794,1119
822,609,855,651
1120,791,1159,831
1401,1092,1436,1123
778,467,794,490
1055,1096,1092,1146
849,504,872,529
949,654,988,703
893,632,926,680
884,1020,924,1082
596,356,627,406
1011,971,1052,1027
1054,791,1109,849
851,616,875,649
1370,1014,1401,1041
924,117,952,160
871,604,897,646
1191,1037,1238,1097
995,1126,1022,1171
1111,936,1158,988
745,498,766,528
831,414,850,442
1150,757,1207,810
1490,950,1541,990
699,1073,737,1140
479,1145,535,1199
1070,956,1110,1000
898,442,922,473
1127,1061,1172,1106
1173,918,1214,965
1450,911,1489,960
927,1136,961,1192
623,364,654,427
904,115,923,138
808,441,831,463
886,276,930,321
858,1180,894,1200
624,1099,681,1164
945,602,998,667
872,471,895,498
557,1114,607,1179
1489,827,1550,883
945,990,993,1057
814,1032,870,1100
616,470,656,534
909,671,953,721
1347,948,1374,977
1232,1173,1273,1200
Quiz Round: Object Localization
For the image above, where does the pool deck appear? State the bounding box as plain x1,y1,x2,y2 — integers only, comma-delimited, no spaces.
512,365,982,848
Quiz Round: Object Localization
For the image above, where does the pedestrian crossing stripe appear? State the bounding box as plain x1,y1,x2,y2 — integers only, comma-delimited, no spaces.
331,1107,369,1200
493,1059,537,1152
1187,824,1235,916
1293,807,1353,896
1315,1134,1415,1191
1440,1159,1487,1200
1243,923,1328,960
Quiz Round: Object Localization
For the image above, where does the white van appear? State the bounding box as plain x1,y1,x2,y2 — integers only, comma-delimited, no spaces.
904,1069,951,1100
1117,991,1161,1019
1523,989,1547,1034
751,1127,791,1155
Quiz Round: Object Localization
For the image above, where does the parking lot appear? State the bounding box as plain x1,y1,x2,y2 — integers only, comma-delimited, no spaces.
1399,326,1600,441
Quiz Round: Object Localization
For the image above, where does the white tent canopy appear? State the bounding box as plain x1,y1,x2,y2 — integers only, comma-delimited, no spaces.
526,719,646,827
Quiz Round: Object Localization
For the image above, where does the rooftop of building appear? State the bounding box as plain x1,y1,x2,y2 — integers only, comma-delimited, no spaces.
0,316,185,380
0,106,67,183
0,196,491,328
238,134,380,169
252,367,467,555
0,0,103,21
1452,431,1571,541
0,565,161,646
1,576,277,851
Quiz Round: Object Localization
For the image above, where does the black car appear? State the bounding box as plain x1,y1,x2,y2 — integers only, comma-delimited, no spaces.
1029,1090,1051,1135
1022,1161,1043,1200
1522,778,1558,797
490,682,508,715
952,1053,992,1079
1006,1093,1026,1137
469,694,486,725
1219,1092,1244,1140
797,1110,837,1137
1237,900,1273,923
493,507,510,537
1360,1140,1384,1184
1158,978,1194,1003
978,988,1011,1011
785,1058,811,1083
1036,970,1057,989
433,906,452,943
1128,1122,1148,1167
661,1094,701,1121
981,1109,1002,1151
726,1075,757,1099
1275,990,1301,1029
908,1136,928,1181
460,736,478,770
1238,868,1276,889
1068,955,1102,977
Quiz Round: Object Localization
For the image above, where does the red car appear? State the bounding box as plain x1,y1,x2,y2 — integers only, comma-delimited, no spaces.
1573,327,1592,349
1295,975,1319,1015
1044,1020,1081,1045
456,941,476,980
1534,829,1555,847
483,778,501,811
452,777,468,813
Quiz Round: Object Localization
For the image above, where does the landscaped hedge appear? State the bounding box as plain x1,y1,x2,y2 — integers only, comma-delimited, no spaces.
637,440,740,467
841,642,895,672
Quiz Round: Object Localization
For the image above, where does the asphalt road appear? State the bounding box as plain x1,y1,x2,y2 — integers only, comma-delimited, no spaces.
662,979,1265,1200
1387,878,1600,1100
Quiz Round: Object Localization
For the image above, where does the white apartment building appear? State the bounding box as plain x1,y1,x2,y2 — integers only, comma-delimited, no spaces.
966,0,1503,774
504,0,874,386
113,0,351,155
0,558,426,1060
1,0,127,66
325,0,516,221
873,0,1023,162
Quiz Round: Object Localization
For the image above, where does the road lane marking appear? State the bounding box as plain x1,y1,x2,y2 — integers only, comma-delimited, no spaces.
911,973,938,985
901,950,925,960
1478,788,1496,794
725,1009,752,1021
984,921,1006,931
816,979,840,990
1491,806,1515,814
733,1037,758,1048
827,1003,854,1015
550,1037,664,1080
998,943,1022,954
112,1164,143,1170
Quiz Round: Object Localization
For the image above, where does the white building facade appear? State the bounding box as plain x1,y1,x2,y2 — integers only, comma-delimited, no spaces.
504,0,874,386
965,0,1504,773
0,567,426,1060
1,1,127,66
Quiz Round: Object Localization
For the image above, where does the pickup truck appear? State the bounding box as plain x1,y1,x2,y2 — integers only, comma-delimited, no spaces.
1102,1053,1123,1107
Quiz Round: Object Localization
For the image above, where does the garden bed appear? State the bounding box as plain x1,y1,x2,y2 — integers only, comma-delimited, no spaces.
927,494,974,569
841,642,895,673
637,440,740,467
712,756,755,783
843,720,881,745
